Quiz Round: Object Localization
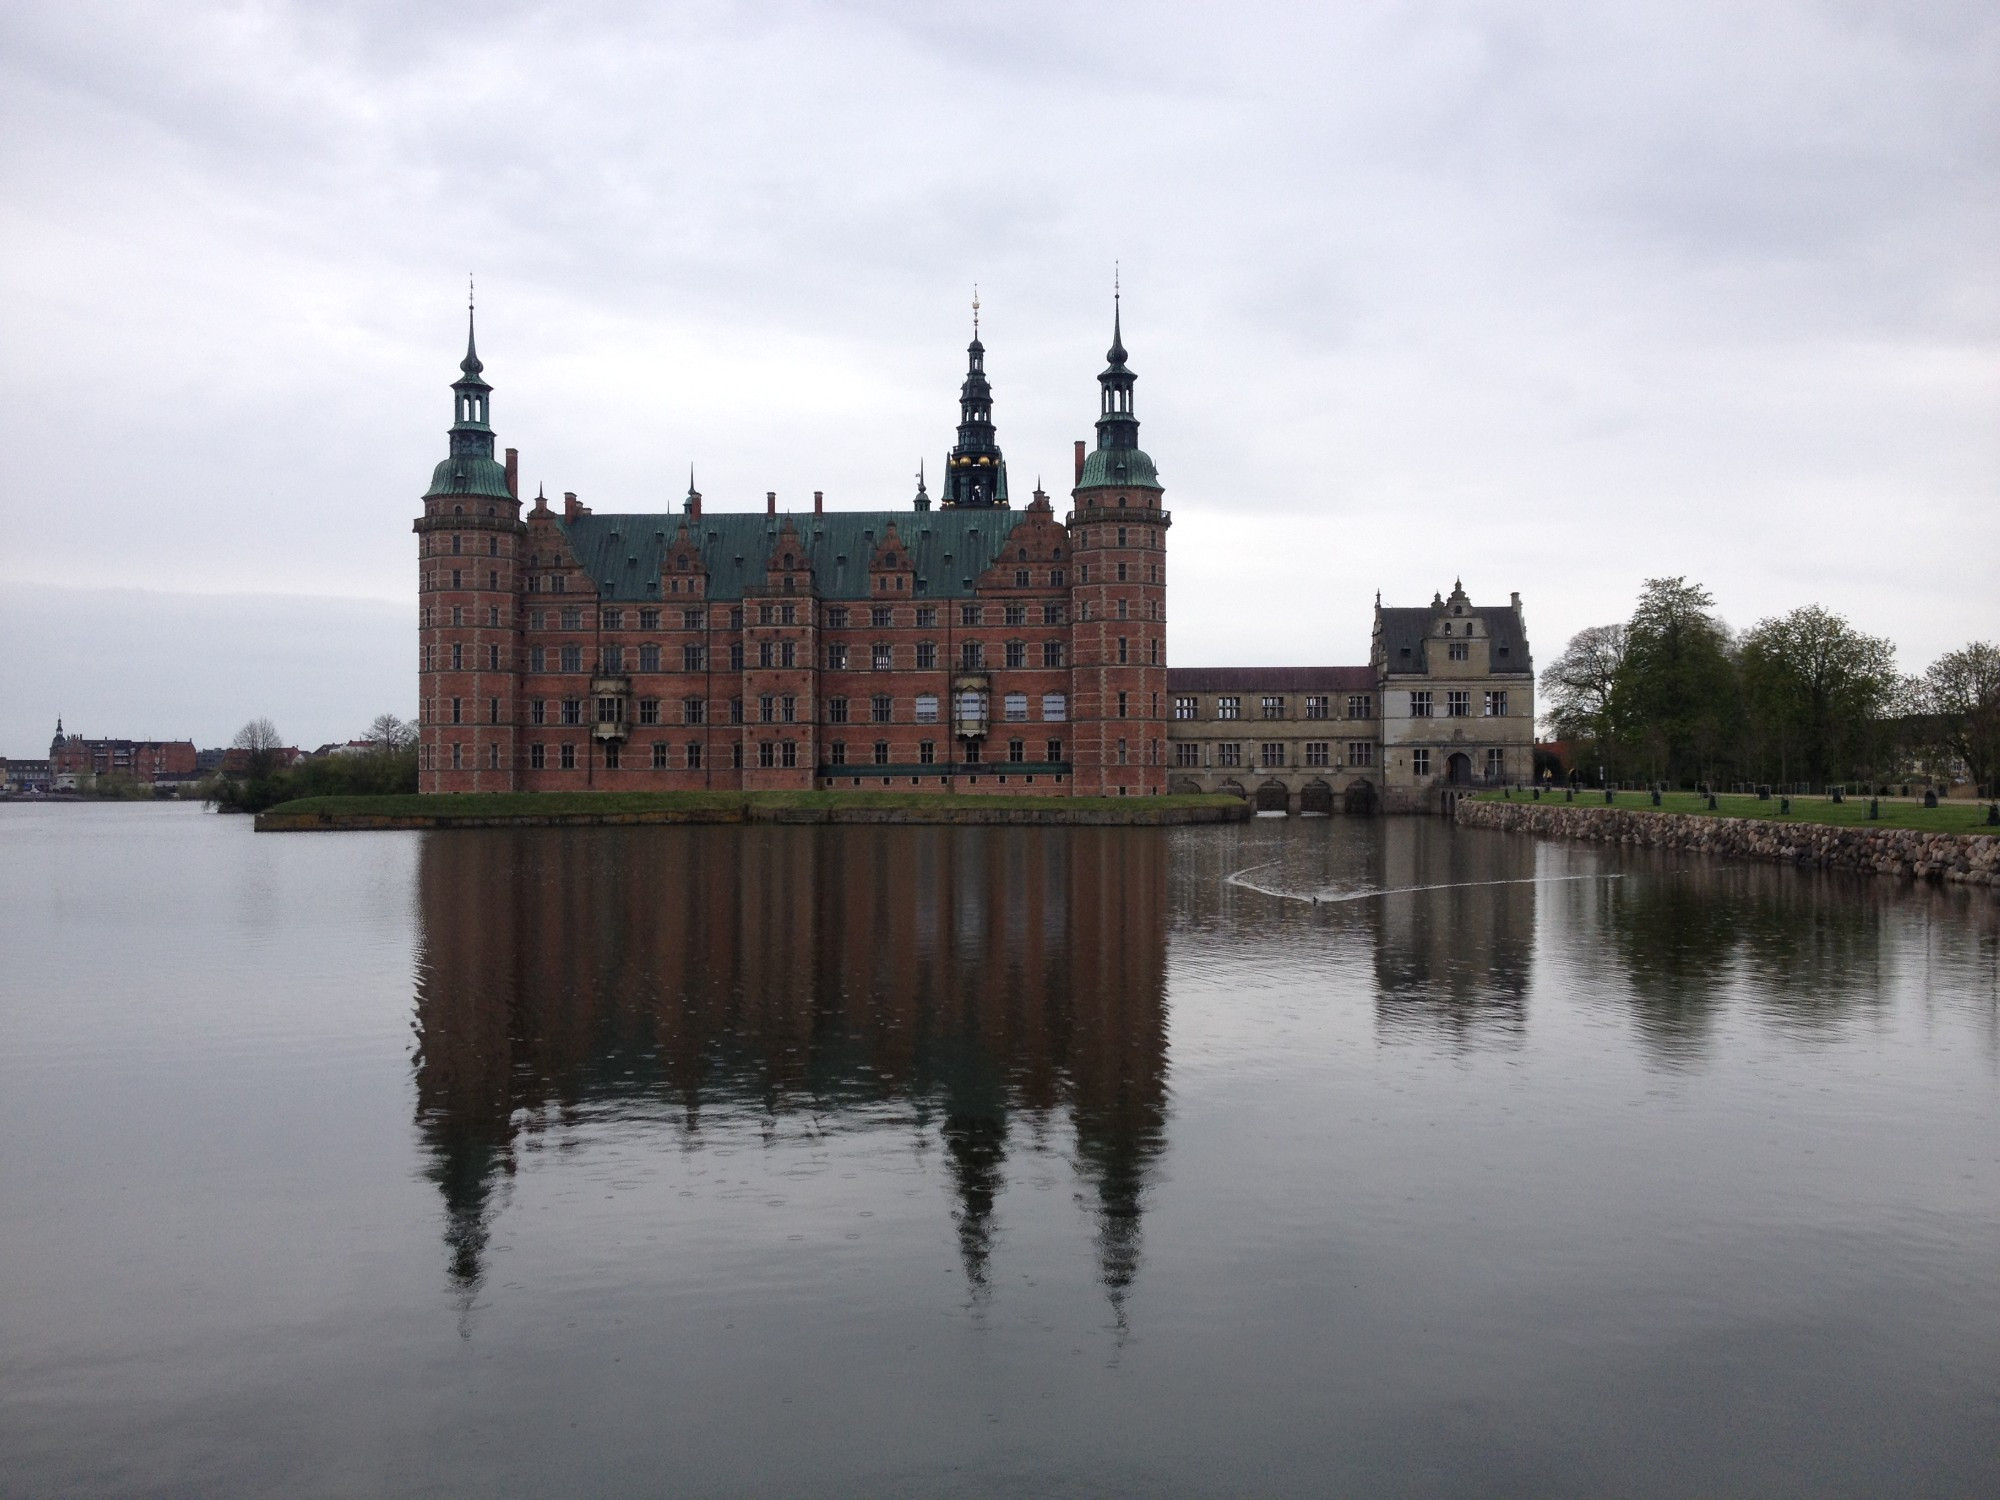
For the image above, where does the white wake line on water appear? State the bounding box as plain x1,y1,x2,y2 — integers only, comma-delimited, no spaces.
1224,865,1627,905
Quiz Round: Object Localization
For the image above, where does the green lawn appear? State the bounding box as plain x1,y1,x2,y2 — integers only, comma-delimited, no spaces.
264,789,1244,819
1477,788,1997,834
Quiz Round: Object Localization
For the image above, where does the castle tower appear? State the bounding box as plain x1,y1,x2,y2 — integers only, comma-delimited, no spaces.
414,303,525,792
1068,291,1169,795
941,293,1008,508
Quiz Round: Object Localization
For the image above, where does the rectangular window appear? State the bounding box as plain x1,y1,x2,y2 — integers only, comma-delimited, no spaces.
602,609,623,630
687,742,703,769
961,604,981,626
603,741,620,769
1484,691,1509,717
759,694,775,723
652,742,669,769
1347,695,1374,720
1117,738,1128,764
1217,696,1240,721
1412,748,1431,777
561,607,582,630
530,743,545,769
1004,603,1026,627
758,604,775,626
964,740,981,764
1218,743,1242,768
1260,742,1285,768
915,606,937,627
1046,738,1064,763
1175,742,1200,768
1117,692,1128,719
871,694,892,723
683,644,706,671
1305,741,1330,767
530,646,545,672
871,606,893,628
781,741,797,767
489,644,501,670
1116,562,1128,582
780,604,797,626
759,642,775,668
602,645,626,674
758,741,776,768
729,642,744,671
1447,690,1471,718
683,697,706,725
1048,572,1064,591
826,643,848,670
560,742,576,769
780,695,796,724
780,641,797,668
828,696,849,724
1448,641,1470,661
489,697,501,724
1008,739,1025,763
1015,570,1029,589
1261,695,1285,719
1486,747,1506,779
639,698,659,725
1041,693,1067,722
1006,640,1026,668
639,609,660,630
915,641,937,670
450,643,463,671
1348,741,1374,767
1305,695,1329,720
532,699,546,725
560,645,582,673
448,697,461,725
830,740,847,765
1042,641,1065,668
685,608,706,631
873,643,893,671
1174,696,1198,720
1410,691,1433,718
962,640,983,669
639,645,660,672
825,607,848,629
915,694,939,724
730,698,743,725
597,696,622,724
1004,692,1028,722
919,740,935,764
1118,637,1129,663
730,608,745,630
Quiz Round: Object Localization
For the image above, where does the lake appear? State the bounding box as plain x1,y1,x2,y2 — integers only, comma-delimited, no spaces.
2,803,1996,1497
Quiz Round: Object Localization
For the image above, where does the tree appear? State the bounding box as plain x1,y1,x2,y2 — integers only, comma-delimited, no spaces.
1738,606,1897,786
1613,577,1739,786
232,717,285,779
1541,624,1627,780
1921,642,2000,792
368,713,416,752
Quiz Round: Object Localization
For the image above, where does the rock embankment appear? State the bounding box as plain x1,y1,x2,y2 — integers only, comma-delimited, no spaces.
1455,799,1998,888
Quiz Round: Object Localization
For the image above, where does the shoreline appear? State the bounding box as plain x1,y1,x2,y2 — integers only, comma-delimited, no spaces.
254,790,1251,831
1456,797,1998,888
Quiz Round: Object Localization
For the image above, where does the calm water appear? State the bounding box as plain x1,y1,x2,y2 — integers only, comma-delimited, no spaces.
2,804,1997,1497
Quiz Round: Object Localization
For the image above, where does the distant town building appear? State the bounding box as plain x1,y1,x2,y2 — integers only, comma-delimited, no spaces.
47,722,199,785
4,758,55,794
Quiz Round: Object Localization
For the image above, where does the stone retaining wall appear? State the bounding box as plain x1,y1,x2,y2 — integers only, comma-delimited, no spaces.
1455,799,1999,888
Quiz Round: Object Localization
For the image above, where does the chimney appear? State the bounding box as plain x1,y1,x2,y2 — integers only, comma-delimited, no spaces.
1074,440,1086,485
564,491,580,522
813,490,823,514
1511,591,1521,609
766,491,777,515
504,448,519,498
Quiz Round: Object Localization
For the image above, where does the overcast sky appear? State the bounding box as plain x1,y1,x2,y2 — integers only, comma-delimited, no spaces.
2,1,1994,754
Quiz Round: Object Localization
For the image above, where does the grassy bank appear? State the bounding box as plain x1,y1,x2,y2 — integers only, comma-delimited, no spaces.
1476,788,1996,835
256,788,1248,830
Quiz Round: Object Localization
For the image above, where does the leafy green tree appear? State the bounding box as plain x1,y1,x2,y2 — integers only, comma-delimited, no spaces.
1612,577,1739,786
1541,624,1627,780
1921,642,2000,792
1738,606,1897,785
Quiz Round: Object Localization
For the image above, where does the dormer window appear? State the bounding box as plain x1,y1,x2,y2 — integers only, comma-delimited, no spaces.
884,553,897,567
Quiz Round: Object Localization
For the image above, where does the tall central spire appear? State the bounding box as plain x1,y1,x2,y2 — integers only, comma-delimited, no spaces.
942,287,1007,508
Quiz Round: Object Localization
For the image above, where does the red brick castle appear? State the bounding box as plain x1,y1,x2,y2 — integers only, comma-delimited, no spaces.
415,297,1169,795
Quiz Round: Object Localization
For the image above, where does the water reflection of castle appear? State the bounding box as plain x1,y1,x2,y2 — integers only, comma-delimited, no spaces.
412,825,1168,1303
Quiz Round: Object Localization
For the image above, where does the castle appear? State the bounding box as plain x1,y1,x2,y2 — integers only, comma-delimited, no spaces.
414,299,1531,809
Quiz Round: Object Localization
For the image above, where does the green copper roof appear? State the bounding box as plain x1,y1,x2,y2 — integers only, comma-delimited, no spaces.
1076,445,1161,490
560,507,1037,603
426,455,513,500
